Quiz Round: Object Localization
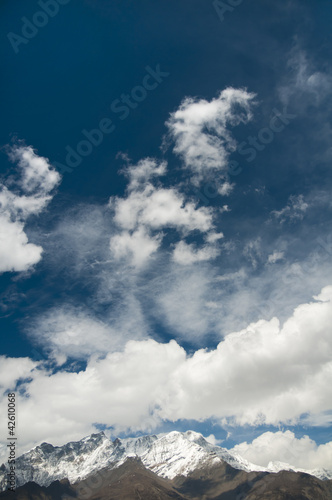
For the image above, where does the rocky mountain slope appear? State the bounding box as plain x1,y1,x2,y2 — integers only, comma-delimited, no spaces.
1,456,332,500
0,430,331,495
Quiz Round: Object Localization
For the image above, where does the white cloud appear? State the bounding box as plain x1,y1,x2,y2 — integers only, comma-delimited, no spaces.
205,232,224,243
219,205,230,214
0,215,43,273
26,297,150,364
163,286,332,426
109,159,214,268
204,434,223,446
0,186,51,218
155,266,216,340
8,146,60,196
149,243,332,343
112,183,212,233
0,145,60,273
122,157,167,191
271,194,308,224
166,88,255,184
243,238,262,269
30,192,332,350
231,431,332,472
1,286,332,459
215,269,246,282
0,356,37,391
279,48,332,106
0,340,186,458
172,240,219,265
267,251,284,264
110,227,162,268
26,308,137,364
217,181,234,196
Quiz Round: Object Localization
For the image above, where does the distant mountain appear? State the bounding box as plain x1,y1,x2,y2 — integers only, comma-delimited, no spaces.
0,478,74,500
0,430,331,497
173,460,332,500
0,457,187,500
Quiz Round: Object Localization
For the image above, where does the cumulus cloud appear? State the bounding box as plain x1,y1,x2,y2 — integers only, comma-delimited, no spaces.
122,157,167,191
112,183,212,234
0,145,60,273
2,286,332,458
109,158,215,268
8,146,60,196
0,340,186,458
0,215,43,273
166,87,255,185
108,89,259,268
0,356,37,391
231,430,332,472
162,286,332,426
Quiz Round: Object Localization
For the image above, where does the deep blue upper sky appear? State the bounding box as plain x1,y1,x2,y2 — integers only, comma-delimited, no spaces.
1,0,332,465
1,0,331,353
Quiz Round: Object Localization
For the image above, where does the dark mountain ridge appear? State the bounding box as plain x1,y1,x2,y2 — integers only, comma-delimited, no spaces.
1,456,331,500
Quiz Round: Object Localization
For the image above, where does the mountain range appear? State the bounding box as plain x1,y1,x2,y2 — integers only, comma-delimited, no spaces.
1,430,332,499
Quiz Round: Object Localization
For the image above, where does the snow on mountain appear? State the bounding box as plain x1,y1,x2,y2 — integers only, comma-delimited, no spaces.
265,461,332,481
121,434,159,457
140,431,222,479
0,430,331,491
138,430,262,479
0,432,116,492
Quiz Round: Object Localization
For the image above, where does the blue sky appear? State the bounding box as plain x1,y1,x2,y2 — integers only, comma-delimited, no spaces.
1,0,332,471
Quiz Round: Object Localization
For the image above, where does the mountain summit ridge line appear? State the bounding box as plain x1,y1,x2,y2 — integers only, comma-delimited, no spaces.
1,429,331,492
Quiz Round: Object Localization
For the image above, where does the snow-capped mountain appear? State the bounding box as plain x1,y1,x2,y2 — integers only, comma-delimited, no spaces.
0,430,331,492
133,430,257,479
0,432,115,491
265,460,332,481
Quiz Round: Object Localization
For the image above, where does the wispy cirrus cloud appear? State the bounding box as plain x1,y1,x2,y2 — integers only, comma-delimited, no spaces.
25,306,148,366
271,194,309,224
172,237,222,266
279,46,332,107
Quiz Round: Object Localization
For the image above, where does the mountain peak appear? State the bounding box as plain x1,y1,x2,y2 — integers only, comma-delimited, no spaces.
1,429,331,492
38,442,55,453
